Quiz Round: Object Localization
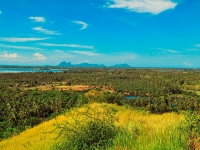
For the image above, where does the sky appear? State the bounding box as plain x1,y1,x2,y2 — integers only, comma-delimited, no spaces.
0,0,200,68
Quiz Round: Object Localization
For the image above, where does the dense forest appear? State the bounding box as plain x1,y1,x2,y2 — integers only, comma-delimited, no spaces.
1,68,200,140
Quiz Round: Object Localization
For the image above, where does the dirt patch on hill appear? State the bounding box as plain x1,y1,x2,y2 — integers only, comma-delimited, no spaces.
22,84,114,92
55,85,91,91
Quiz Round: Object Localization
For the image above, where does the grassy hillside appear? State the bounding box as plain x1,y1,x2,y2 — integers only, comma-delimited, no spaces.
0,103,187,150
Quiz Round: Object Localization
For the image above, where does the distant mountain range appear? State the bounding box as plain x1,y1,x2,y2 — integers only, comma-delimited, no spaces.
57,61,131,68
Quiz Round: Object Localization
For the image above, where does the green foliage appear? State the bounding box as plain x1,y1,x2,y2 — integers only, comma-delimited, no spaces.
0,89,87,140
124,95,200,114
103,91,123,105
183,111,200,139
53,104,119,150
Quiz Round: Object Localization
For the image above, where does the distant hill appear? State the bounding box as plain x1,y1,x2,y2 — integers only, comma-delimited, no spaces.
76,63,106,68
57,61,72,67
57,61,130,68
111,63,131,68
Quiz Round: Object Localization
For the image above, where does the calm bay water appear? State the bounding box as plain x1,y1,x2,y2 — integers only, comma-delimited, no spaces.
125,95,138,100
0,68,61,73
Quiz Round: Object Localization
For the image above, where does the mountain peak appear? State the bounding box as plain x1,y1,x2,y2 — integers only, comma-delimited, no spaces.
57,61,71,66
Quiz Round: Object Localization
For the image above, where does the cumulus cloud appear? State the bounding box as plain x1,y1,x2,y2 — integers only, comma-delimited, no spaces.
33,53,46,60
1,51,19,59
106,0,177,14
29,16,46,22
32,27,61,35
72,20,88,30
0,37,49,42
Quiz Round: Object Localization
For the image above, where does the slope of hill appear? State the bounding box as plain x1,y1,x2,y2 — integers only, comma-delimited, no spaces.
57,61,72,67
0,103,186,150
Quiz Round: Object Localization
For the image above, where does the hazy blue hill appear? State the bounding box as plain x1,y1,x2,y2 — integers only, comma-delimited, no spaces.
57,61,106,68
75,63,106,67
57,61,131,68
57,61,72,67
111,63,131,68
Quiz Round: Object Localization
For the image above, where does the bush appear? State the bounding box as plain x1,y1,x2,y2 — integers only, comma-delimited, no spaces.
53,104,119,150
183,111,200,139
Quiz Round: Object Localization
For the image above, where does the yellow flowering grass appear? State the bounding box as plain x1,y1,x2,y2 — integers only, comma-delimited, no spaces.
112,106,187,150
0,103,186,150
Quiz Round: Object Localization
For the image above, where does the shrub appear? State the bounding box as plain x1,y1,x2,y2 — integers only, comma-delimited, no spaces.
53,104,119,150
183,111,200,139
84,90,103,102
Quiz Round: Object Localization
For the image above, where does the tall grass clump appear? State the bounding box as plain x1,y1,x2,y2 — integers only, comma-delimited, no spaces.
111,109,188,150
53,103,119,150
181,111,200,149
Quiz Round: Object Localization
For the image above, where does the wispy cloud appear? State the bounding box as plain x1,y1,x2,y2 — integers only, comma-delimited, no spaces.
107,52,137,62
195,44,200,47
0,37,50,42
186,48,199,51
167,49,178,53
50,51,137,65
1,51,19,59
72,20,88,30
38,43,94,49
106,0,177,14
32,27,61,35
33,53,46,60
0,44,46,50
69,50,100,56
0,11,2,14
183,62,192,67
29,16,46,22
154,48,179,53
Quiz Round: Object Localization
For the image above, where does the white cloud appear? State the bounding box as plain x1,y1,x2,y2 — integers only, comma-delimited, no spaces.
107,52,137,62
186,48,198,51
38,43,94,49
106,0,177,14
1,51,19,59
0,44,46,50
54,49,64,53
154,48,179,53
195,44,200,47
0,11,2,14
183,62,192,67
33,52,46,60
167,49,178,53
29,16,45,22
70,50,101,56
32,27,61,35
0,37,50,42
73,20,88,30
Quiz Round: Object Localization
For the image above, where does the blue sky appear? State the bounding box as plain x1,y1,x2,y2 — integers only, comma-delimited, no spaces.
0,0,200,67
